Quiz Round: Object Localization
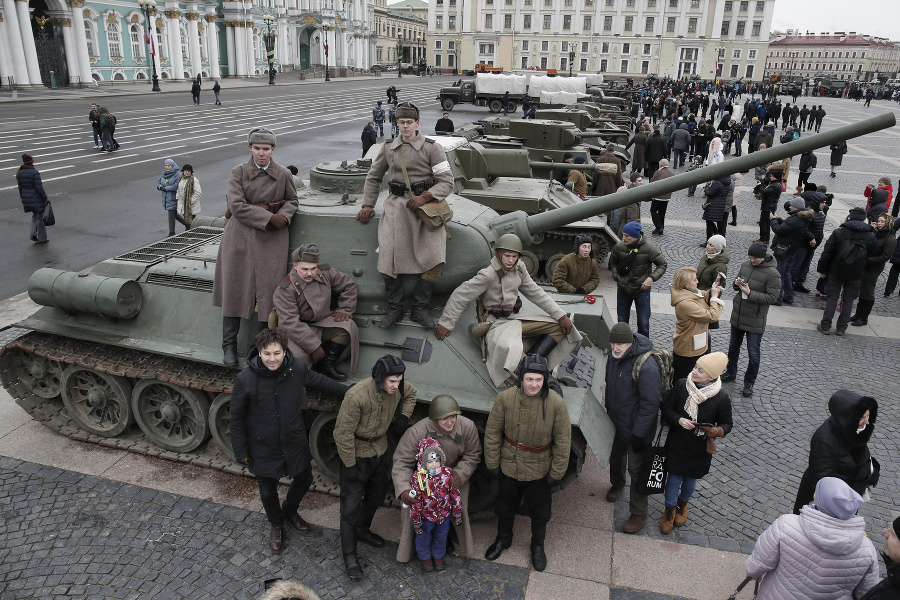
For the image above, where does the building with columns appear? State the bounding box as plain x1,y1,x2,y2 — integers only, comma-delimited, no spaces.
427,0,775,82
0,0,376,87
765,32,900,83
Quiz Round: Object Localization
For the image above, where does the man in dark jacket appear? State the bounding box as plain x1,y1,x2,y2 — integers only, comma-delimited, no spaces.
769,197,814,304
799,104,811,130
756,168,782,243
89,103,101,149
816,208,877,335
230,328,349,553
703,175,732,239
793,184,829,293
649,159,675,234
670,123,692,168
361,122,377,157
722,242,781,397
604,323,661,534
608,222,668,338
644,127,668,179
434,112,454,134
865,516,900,600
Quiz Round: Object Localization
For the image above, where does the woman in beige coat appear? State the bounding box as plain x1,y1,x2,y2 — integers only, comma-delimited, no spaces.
670,267,725,381
175,163,202,231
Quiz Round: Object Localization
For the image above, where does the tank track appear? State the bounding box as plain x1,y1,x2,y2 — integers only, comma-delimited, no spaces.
0,330,342,497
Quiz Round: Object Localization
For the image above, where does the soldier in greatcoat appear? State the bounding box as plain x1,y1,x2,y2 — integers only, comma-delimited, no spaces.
392,394,482,564
356,102,454,331
434,234,581,388
273,243,359,382
212,127,298,367
592,144,625,196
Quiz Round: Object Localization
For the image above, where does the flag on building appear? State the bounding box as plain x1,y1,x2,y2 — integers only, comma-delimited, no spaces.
145,29,158,56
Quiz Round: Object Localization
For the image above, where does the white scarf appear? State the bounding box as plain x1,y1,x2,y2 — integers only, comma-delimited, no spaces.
684,376,722,421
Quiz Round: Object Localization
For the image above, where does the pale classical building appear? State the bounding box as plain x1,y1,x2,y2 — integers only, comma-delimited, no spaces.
372,0,426,68
0,0,376,87
765,32,900,83
427,0,775,81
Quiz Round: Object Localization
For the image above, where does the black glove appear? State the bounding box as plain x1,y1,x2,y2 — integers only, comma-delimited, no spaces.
575,288,587,295
631,438,646,454
488,467,500,479
391,414,410,435
544,474,560,487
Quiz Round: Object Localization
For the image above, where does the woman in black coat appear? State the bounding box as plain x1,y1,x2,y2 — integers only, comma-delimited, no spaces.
230,328,349,552
852,213,896,325
702,175,731,239
17,154,49,244
830,140,847,178
659,352,733,534
793,389,878,514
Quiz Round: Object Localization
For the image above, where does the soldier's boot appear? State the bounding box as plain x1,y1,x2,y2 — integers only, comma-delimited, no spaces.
674,499,689,527
315,341,348,381
410,278,437,329
379,276,405,330
530,520,547,572
222,316,241,367
527,335,558,359
355,503,385,547
730,206,738,226
340,521,363,580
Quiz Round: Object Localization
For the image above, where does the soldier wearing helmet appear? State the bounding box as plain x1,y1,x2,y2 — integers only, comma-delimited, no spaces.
435,233,581,387
333,355,418,579
391,394,482,565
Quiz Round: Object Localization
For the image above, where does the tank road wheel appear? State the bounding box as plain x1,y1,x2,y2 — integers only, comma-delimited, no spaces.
593,236,611,265
488,99,503,113
2,348,63,399
520,250,540,277
441,98,455,111
60,366,134,437
309,411,340,482
544,253,567,281
208,393,234,461
131,380,210,453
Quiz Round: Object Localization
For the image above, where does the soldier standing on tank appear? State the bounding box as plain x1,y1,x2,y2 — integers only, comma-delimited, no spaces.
273,243,359,382
373,101,386,137
213,128,298,367
482,354,571,572
392,394,482,565
434,234,579,388
356,102,454,331
334,355,417,579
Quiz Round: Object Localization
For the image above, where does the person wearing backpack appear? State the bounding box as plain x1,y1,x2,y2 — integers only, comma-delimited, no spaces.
604,322,664,535
816,208,877,336
98,106,116,152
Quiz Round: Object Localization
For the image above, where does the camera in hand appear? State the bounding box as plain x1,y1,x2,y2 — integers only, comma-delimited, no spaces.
692,421,714,438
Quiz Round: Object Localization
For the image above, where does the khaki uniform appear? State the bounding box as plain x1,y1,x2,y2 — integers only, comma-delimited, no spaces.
362,132,454,278
552,253,600,294
438,257,582,387
272,267,359,374
212,159,298,320
391,416,482,561
334,378,417,467
566,169,588,196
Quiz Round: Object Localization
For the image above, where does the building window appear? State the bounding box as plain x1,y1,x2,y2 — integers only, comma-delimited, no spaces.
645,16,654,32
543,14,551,28
560,57,567,71
687,17,697,33
718,47,726,59
523,14,531,28
583,16,591,29
106,20,123,58
600,58,608,71
643,43,651,54
436,40,443,49
155,26,167,59
666,17,676,32
479,43,494,54
606,0,614,5
448,15,456,28
130,23,143,59
180,25,189,60
522,40,529,51
751,21,760,36
648,0,656,6
641,60,649,73
739,0,748,10
691,0,699,6
487,0,493,4
541,40,549,51
732,48,741,59
521,56,529,68
436,15,443,28
580,58,588,70
724,0,732,9
748,49,756,60
627,0,634,5
755,0,764,11
730,64,739,76
435,54,442,66
485,14,492,28
563,14,571,29
851,51,856,58
669,0,678,7
582,42,589,52
604,15,612,30
620,59,629,72
562,41,569,51
721,21,729,35
540,56,547,68
735,20,745,35
504,14,512,28
624,16,633,31
622,43,630,53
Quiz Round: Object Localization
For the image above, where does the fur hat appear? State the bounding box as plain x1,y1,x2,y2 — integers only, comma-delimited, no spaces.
395,101,419,120
696,352,728,379
258,579,320,600
291,243,319,264
248,127,276,146
181,163,193,173
814,477,864,520
608,322,634,344
748,241,768,258
622,221,643,238
22,154,34,165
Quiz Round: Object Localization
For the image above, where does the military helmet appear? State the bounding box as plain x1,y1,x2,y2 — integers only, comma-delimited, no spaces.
429,394,461,420
494,234,523,254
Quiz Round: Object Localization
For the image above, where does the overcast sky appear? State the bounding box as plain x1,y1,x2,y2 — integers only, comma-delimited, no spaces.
386,0,897,40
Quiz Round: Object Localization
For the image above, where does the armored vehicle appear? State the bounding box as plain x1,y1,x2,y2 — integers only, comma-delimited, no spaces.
1,113,893,509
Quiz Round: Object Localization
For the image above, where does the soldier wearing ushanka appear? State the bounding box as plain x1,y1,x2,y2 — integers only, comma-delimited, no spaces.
356,102,454,332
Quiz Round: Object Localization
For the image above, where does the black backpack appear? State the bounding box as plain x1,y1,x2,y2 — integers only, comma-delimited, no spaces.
834,232,869,280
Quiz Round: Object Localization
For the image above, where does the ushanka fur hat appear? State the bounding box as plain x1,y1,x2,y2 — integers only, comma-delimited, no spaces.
395,101,420,120
291,243,320,264
248,127,276,146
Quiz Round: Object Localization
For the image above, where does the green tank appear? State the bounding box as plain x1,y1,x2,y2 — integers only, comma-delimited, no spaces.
1,112,893,510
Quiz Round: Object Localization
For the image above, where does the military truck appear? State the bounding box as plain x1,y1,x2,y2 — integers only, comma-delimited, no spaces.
436,72,589,112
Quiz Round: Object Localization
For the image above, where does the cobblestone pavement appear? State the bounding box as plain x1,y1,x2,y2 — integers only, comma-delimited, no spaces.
608,96,900,552
0,457,527,600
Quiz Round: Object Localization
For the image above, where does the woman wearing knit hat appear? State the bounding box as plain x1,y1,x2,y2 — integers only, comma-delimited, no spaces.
658,352,732,534
17,154,50,244
157,159,181,237
696,235,729,296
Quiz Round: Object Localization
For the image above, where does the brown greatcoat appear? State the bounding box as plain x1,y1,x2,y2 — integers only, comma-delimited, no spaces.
272,267,360,374
591,152,624,196
566,169,589,196
392,416,482,562
552,252,600,294
627,131,647,172
362,132,454,277
649,166,676,200
212,159,298,320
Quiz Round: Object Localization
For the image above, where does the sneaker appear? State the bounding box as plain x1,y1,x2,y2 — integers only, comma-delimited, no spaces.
816,324,832,335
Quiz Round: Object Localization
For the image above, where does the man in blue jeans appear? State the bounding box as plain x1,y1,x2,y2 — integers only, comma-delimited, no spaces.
769,197,814,305
722,242,781,398
608,222,667,338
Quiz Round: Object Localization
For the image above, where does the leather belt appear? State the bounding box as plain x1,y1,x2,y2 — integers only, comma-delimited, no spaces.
505,435,552,453
355,435,381,443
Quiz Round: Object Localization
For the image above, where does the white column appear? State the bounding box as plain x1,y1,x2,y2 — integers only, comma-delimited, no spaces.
186,13,201,78
233,24,245,76
0,8,15,83
4,0,32,84
166,11,184,79
225,23,235,76
58,19,78,83
15,0,41,84
244,21,254,75
277,20,288,67
205,16,219,78
68,1,92,85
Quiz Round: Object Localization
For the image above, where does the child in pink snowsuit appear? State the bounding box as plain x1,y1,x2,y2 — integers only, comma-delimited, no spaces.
408,437,462,571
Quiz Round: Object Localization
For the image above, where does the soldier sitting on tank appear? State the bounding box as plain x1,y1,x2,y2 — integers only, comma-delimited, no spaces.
372,101,386,137
272,243,359,382
552,235,600,295
356,101,454,331
434,234,581,388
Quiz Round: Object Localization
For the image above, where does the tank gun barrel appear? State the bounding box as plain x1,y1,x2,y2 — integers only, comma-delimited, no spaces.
519,112,895,237
528,161,604,172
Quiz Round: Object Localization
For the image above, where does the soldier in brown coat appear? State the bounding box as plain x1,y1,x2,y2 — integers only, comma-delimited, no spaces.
356,102,454,331
591,145,625,197
212,128,298,367
273,243,359,381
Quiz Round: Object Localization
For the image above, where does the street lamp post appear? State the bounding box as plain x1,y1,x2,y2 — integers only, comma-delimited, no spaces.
455,38,461,76
323,25,331,82
262,14,276,84
420,34,426,77
397,35,402,78
569,39,576,77
137,0,161,91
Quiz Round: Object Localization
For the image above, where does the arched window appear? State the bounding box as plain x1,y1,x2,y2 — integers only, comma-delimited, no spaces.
180,24,189,60
253,29,260,63
155,26,168,59
106,21,123,58
84,19,99,58
130,23,144,59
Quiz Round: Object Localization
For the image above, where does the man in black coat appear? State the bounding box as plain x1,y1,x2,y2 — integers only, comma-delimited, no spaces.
361,122,377,157
755,169,782,244
644,127,668,179
230,328,349,553
769,197,813,305
434,112,454,134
